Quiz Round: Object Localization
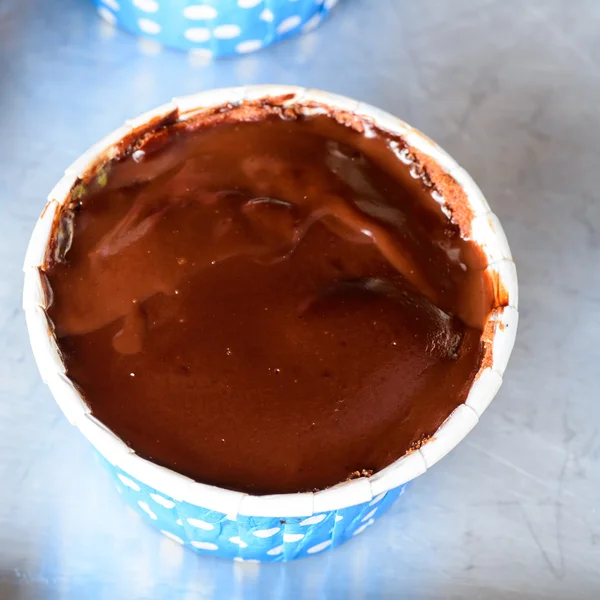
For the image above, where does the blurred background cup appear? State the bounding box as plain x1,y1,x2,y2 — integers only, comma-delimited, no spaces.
92,0,340,57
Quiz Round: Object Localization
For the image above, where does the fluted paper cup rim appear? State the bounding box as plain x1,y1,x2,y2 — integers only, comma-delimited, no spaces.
23,85,518,518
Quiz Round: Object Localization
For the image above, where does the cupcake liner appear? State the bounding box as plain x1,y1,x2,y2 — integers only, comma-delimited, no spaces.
105,453,406,561
92,0,338,57
23,86,518,562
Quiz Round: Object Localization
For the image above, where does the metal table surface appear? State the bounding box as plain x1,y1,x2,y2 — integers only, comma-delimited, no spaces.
1,0,599,598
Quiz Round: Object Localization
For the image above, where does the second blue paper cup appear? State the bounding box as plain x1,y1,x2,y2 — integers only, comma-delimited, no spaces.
93,0,339,57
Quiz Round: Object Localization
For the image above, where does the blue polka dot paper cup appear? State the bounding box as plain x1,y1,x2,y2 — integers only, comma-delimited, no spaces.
23,86,518,562
93,0,339,57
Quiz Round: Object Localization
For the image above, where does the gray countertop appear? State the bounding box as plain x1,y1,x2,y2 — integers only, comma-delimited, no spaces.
1,0,599,598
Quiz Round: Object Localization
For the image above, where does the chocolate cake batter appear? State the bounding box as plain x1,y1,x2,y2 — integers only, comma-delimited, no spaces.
45,106,494,494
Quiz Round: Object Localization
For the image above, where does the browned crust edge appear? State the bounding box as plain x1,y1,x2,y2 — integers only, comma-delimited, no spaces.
410,149,475,239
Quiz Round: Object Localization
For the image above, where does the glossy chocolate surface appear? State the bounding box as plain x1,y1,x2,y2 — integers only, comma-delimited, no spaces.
46,109,493,494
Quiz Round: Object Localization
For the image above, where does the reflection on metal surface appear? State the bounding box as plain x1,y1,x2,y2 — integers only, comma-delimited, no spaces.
3,0,600,597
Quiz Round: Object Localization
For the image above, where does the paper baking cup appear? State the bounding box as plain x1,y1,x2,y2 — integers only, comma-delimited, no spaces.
23,86,518,562
92,0,338,57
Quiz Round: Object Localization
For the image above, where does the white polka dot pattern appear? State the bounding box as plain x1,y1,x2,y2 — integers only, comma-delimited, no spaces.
302,14,322,32
137,501,158,520
191,541,219,550
137,18,161,34
187,518,215,530
213,24,242,39
361,508,378,522
184,28,211,42
253,527,280,538
132,0,158,13
150,493,176,509
183,5,218,20
117,473,140,491
259,8,274,22
307,540,332,554
283,533,304,542
236,39,263,53
369,492,386,506
353,519,375,536
102,457,406,561
229,536,248,548
97,6,117,24
267,544,284,556
91,0,336,56
299,514,326,526
276,15,301,34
